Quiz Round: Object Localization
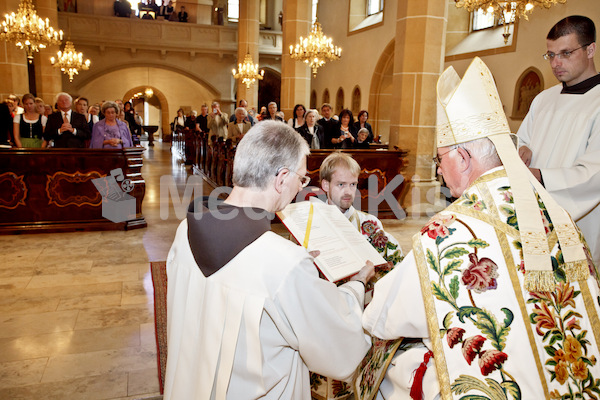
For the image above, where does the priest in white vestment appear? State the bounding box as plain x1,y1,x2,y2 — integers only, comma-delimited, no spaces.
164,120,374,400
517,15,600,266
308,152,405,399
362,57,600,400
319,152,404,270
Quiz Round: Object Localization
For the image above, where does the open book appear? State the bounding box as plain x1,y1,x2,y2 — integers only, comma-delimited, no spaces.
277,200,387,282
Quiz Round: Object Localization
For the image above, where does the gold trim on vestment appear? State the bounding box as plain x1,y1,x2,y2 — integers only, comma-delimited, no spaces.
477,180,500,220
349,209,361,231
579,280,600,353
412,233,452,400
449,200,559,255
354,339,403,400
496,229,551,398
447,204,520,240
470,168,508,186
547,230,558,253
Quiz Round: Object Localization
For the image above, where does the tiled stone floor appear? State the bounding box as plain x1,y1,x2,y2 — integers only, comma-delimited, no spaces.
0,142,429,399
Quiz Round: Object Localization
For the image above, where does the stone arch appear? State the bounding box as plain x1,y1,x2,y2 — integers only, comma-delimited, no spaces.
322,89,330,106
72,65,220,141
368,38,395,141
258,67,281,110
511,66,544,120
310,90,317,110
351,85,361,115
122,86,170,138
71,62,221,98
335,87,344,115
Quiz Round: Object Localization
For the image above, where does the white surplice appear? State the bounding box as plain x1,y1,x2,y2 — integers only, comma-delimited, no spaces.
363,167,600,399
517,83,600,266
164,220,370,400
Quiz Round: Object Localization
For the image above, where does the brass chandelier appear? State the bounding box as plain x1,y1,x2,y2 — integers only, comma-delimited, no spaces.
50,40,91,82
232,53,264,88
290,21,341,77
0,0,63,63
455,0,567,44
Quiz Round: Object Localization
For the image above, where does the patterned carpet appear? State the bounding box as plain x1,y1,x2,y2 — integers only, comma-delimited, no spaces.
150,261,168,395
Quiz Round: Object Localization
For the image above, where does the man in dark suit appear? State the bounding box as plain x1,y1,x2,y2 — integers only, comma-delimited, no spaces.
317,103,338,149
43,92,91,148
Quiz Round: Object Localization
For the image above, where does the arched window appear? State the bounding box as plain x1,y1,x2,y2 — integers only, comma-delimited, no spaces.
335,87,344,115
512,67,543,120
351,86,361,115
323,89,330,106
310,90,317,110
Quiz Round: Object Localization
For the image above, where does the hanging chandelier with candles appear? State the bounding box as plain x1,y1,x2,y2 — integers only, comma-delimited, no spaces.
50,41,91,82
232,53,264,88
454,0,567,44
290,21,341,77
0,0,63,63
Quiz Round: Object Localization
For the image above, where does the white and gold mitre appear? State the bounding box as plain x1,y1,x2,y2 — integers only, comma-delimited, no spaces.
436,57,512,147
435,57,589,292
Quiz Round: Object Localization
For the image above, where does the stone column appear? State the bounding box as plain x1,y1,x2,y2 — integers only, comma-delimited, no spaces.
0,0,29,98
389,0,448,216
280,0,311,119
235,0,260,110
34,0,62,104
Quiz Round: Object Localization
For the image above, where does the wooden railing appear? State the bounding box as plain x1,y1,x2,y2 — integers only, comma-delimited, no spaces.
189,130,408,218
0,148,147,233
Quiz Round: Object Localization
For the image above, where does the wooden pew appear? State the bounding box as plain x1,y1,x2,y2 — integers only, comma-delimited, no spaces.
306,149,408,218
192,139,408,218
0,148,147,233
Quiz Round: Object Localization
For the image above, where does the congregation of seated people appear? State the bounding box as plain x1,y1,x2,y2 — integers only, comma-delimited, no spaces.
1,92,142,150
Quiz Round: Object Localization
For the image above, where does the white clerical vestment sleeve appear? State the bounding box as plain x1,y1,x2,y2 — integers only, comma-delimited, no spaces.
363,249,429,340
275,260,370,381
541,134,600,221
516,86,600,221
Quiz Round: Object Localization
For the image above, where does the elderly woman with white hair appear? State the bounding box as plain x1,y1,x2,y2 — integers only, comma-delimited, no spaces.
227,107,251,145
296,109,324,149
90,101,133,149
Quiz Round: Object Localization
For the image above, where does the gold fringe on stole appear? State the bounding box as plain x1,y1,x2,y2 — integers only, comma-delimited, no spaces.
579,280,600,354
524,270,556,292
496,229,550,398
565,259,590,282
528,177,589,281
412,234,452,400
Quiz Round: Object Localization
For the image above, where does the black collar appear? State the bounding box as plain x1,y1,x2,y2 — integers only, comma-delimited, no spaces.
561,73,600,94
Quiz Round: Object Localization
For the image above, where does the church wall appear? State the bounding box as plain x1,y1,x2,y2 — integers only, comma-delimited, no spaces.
310,0,599,140
309,0,398,142
444,1,600,133
65,58,222,137
51,11,283,133
72,65,217,113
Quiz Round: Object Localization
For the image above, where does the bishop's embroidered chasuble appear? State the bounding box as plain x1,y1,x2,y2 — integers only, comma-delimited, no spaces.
364,167,600,399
